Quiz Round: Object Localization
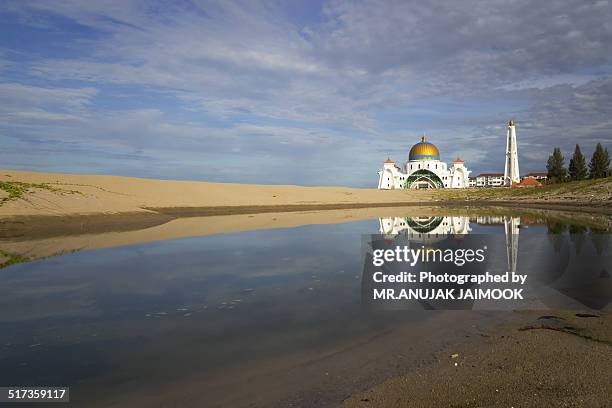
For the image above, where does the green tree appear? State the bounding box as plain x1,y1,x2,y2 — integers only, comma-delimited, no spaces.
589,143,610,179
546,147,566,182
568,144,587,181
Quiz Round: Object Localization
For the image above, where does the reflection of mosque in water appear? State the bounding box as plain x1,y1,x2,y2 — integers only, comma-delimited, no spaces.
379,215,520,271
379,215,519,236
379,216,471,238
373,215,611,310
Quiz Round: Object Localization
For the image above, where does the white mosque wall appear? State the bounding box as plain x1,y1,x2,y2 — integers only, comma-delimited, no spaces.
377,158,471,189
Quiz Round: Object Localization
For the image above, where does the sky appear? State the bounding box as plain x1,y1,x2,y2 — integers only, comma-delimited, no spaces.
1,0,611,186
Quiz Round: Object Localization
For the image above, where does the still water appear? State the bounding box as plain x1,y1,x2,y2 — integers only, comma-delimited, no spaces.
0,213,608,407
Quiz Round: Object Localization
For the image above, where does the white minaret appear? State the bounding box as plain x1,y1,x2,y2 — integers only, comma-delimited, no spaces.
504,119,520,185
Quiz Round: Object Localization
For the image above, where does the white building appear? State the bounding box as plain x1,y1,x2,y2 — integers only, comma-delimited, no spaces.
474,173,505,188
377,136,471,189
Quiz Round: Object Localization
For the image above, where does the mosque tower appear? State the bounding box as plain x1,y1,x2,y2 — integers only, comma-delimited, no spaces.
504,119,520,185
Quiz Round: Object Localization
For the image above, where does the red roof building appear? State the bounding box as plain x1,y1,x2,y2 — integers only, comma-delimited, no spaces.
514,177,542,187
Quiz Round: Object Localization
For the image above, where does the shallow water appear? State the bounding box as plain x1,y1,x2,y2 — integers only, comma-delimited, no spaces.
0,212,609,407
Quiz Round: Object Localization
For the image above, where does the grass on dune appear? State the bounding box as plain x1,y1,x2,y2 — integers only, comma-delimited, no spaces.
430,177,612,201
0,180,80,207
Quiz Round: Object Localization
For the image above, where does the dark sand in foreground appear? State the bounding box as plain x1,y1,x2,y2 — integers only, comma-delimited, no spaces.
342,311,612,408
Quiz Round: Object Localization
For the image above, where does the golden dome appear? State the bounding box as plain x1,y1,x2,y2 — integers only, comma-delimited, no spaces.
409,135,440,161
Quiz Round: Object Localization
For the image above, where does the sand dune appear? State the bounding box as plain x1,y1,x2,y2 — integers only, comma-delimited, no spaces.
0,170,432,217
2,170,611,220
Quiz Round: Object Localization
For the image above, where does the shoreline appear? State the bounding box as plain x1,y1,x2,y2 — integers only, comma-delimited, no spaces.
1,203,610,271
2,199,610,239
2,201,610,241
147,199,612,216
1,169,611,266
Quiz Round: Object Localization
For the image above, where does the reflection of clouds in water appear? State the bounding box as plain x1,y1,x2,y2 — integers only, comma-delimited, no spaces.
0,279,101,323
0,221,375,325
1,222,393,391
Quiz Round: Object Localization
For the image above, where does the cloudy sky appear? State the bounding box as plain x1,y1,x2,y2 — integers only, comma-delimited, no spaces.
1,0,611,186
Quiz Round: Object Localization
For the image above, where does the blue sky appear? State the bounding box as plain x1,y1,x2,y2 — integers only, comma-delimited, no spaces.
1,0,611,186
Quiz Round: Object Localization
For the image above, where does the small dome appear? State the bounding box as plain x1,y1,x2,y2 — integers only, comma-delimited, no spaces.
409,136,440,161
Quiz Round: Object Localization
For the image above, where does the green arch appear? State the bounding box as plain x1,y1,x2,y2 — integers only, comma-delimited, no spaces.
403,169,444,189
406,216,444,233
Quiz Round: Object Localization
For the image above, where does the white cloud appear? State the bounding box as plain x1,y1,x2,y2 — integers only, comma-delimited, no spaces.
0,83,97,127
1,0,611,183
0,83,97,110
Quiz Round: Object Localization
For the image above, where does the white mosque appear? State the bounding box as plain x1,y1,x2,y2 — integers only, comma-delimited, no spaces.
377,136,471,189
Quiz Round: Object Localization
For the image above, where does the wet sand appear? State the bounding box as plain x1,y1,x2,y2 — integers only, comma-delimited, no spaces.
342,311,612,408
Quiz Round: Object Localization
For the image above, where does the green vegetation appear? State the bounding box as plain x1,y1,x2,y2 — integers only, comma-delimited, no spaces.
0,180,79,206
544,143,610,184
429,176,612,205
0,250,31,269
546,147,567,182
0,248,84,270
589,142,610,179
0,181,55,205
568,144,587,181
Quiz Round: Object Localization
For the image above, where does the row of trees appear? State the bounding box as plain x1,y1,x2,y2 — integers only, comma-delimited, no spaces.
546,143,610,182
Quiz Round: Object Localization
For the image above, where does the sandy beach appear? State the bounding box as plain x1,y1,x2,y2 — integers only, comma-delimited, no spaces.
2,170,612,220
0,170,432,217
